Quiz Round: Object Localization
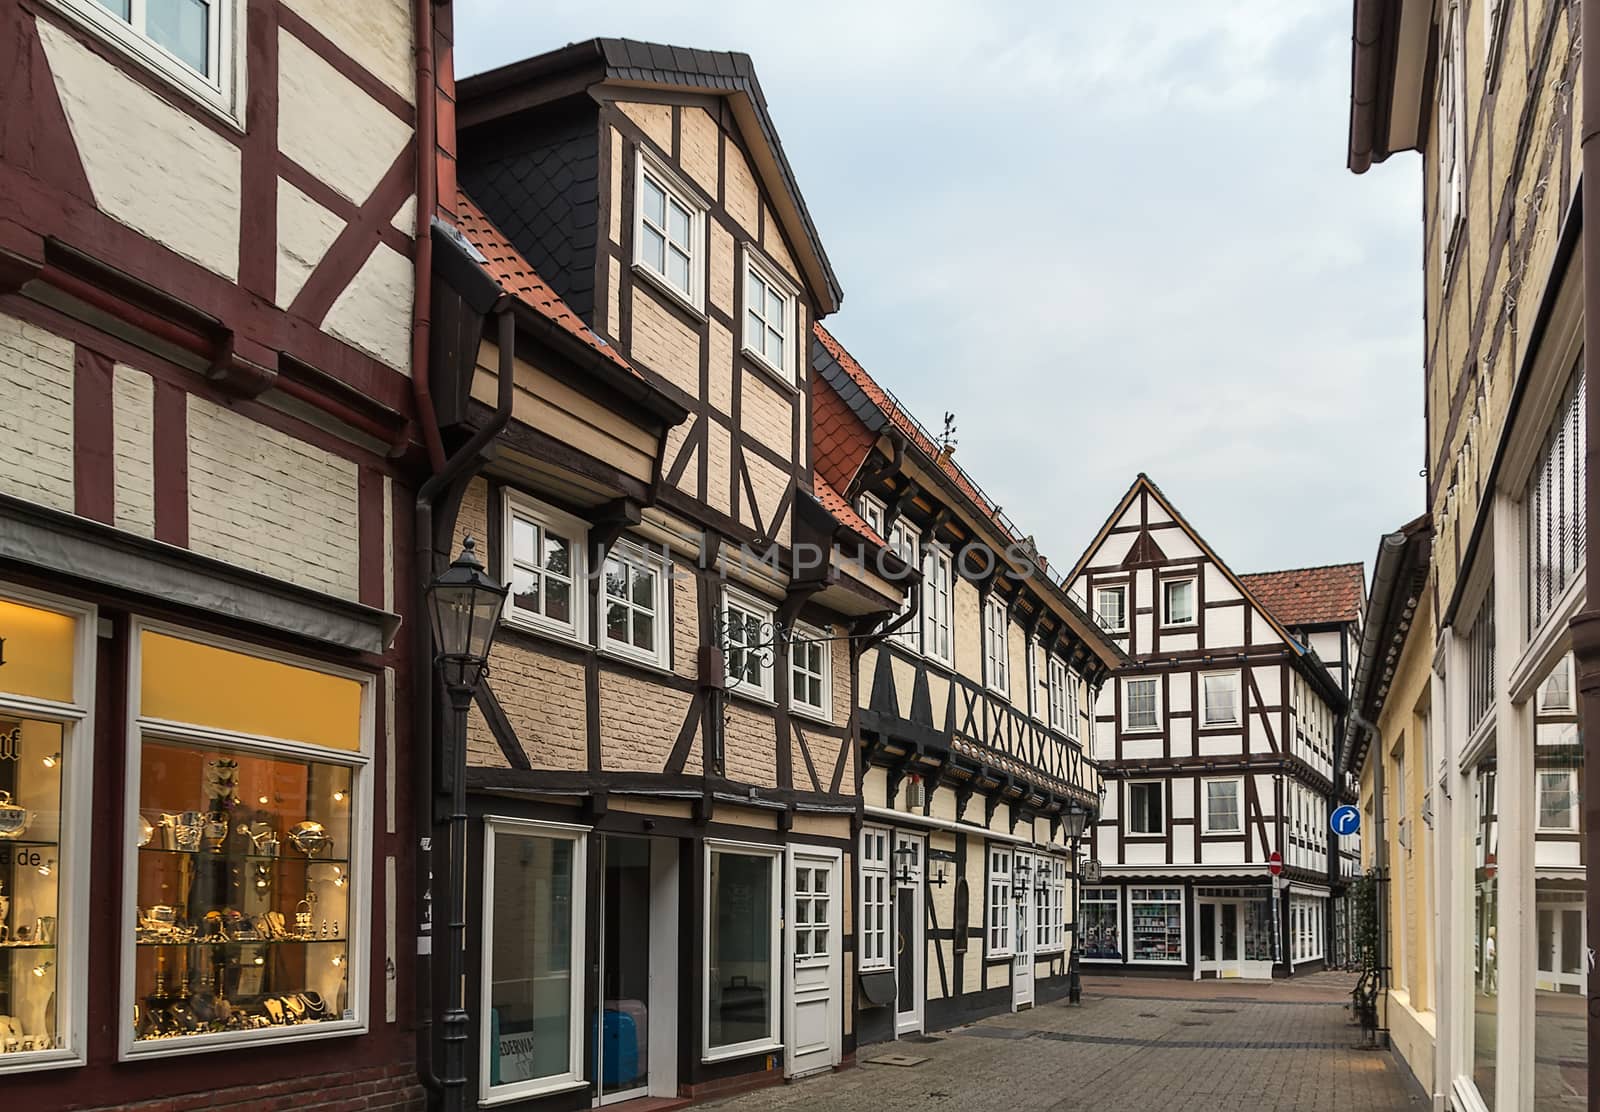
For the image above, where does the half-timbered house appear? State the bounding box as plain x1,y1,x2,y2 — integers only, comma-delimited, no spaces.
810,325,1124,1039
436,40,908,1107
1067,476,1355,979
0,0,428,1107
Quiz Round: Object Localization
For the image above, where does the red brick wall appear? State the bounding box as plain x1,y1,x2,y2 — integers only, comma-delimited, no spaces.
63,1062,423,1112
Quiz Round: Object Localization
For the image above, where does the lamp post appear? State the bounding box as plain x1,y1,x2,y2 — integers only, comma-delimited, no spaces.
1061,802,1090,1005
426,537,508,1111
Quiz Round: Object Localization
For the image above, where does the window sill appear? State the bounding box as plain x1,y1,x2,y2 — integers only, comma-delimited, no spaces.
598,642,673,677
1123,728,1161,737
702,1038,782,1065
790,704,833,727
501,614,591,654
479,1078,590,1107
631,262,707,324
0,1048,85,1075
740,345,799,394
728,684,777,709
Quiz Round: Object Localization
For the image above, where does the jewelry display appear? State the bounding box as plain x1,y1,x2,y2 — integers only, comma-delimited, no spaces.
131,739,353,1043
0,791,29,840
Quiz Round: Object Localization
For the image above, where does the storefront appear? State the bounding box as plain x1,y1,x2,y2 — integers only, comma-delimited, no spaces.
1078,878,1296,979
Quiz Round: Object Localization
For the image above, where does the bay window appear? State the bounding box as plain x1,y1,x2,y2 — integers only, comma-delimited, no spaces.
481,818,585,1097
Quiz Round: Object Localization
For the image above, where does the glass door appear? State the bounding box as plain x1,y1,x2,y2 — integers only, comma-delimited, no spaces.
597,837,650,1104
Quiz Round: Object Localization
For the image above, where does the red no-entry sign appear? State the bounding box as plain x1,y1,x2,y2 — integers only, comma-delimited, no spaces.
1268,851,1283,876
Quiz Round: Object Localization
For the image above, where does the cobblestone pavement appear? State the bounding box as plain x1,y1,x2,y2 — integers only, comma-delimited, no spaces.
705,973,1422,1111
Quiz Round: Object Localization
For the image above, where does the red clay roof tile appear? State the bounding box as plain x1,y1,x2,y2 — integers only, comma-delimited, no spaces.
1238,563,1366,628
813,471,885,548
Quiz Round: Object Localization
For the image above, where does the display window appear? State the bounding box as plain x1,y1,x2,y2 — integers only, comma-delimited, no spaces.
1080,886,1122,961
1128,887,1183,963
121,624,370,1059
702,841,780,1061
0,589,95,1074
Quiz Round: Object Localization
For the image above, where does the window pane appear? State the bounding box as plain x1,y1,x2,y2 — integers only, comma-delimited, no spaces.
808,677,821,706
489,833,575,1087
545,579,570,623
542,534,570,577
2,716,64,1048
511,567,540,615
667,246,691,293
641,225,666,275
513,517,537,566
642,177,666,228
766,287,784,325
745,309,763,351
147,0,210,76
605,561,627,603
631,564,655,609
631,611,653,650
607,601,627,642
668,199,691,247
96,0,132,19
747,271,764,311
708,852,772,1048
766,326,784,365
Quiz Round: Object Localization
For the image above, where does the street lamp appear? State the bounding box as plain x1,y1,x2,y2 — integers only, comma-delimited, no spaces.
426,537,508,1112
1062,802,1092,1005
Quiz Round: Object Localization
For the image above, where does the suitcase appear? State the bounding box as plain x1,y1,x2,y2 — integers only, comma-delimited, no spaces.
593,1008,639,1088
605,999,648,1079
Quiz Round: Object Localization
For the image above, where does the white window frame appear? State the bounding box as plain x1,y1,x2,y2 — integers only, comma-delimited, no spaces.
702,840,783,1062
741,247,798,383
1047,657,1069,735
1201,670,1242,728
48,0,241,123
858,826,892,972
1127,887,1186,965
633,148,706,311
0,583,97,1077
1161,577,1197,627
1536,768,1580,833
1124,676,1162,733
921,544,953,666
1128,780,1166,836
1540,655,1576,712
1025,638,1040,718
598,539,670,669
1037,856,1067,954
1081,886,1122,963
1438,1,1466,269
479,816,590,1102
120,619,374,1062
986,844,1013,957
887,518,921,651
502,491,588,644
787,622,832,723
1095,584,1128,633
856,494,886,539
983,595,1010,697
1201,777,1244,835
723,587,777,702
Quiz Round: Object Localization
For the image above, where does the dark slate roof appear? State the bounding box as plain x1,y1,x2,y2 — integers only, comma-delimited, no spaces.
461,38,842,315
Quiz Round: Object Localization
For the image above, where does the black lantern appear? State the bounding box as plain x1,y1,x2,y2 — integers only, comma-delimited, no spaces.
1061,804,1090,842
426,537,508,691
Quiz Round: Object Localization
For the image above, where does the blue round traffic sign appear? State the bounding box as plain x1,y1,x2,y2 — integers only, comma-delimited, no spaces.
1330,804,1360,836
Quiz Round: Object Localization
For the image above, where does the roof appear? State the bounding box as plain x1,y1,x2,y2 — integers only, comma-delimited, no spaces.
460,38,841,314
811,471,885,548
1346,0,1431,172
1239,564,1366,628
454,189,638,378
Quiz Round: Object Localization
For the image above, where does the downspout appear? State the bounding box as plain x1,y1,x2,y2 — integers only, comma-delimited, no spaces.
411,0,446,474
415,303,515,1105
1576,0,1600,1091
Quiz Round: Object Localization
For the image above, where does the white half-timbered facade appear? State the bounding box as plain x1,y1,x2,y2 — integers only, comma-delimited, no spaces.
1068,476,1359,979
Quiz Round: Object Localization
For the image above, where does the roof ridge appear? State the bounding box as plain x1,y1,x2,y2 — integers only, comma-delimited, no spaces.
1241,562,1365,577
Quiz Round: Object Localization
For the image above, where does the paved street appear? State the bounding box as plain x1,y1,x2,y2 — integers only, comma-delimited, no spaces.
707,973,1421,1112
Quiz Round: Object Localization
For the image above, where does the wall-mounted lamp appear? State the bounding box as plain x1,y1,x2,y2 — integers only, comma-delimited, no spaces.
41,752,60,769
31,960,52,978
893,841,918,884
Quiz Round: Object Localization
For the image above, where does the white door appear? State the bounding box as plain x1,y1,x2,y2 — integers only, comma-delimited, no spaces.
785,848,841,1079
1012,852,1035,1009
893,832,924,1036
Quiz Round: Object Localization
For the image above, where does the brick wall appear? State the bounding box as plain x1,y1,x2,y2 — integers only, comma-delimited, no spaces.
0,311,74,513
82,1062,423,1112
112,363,156,536
630,284,699,394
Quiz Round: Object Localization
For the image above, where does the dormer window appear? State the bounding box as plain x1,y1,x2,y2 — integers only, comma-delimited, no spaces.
742,251,797,382
634,151,704,310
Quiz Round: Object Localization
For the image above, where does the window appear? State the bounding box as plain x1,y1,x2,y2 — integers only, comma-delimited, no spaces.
887,519,920,650
1202,778,1243,834
1128,781,1165,835
125,626,370,1057
788,624,831,722
1095,584,1127,632
481,818,585,1098
1125,676,1161,732
1526,365,1585,634
858,828,891,971
1128,888,1184,963
1438,1,1466,266
1541,655,1575,712
1082,887,1122,960
1036,857,1066,952
856,494,885,538
1201,671,1241,727
601,541,669,668
1025,639,1039,718
1538,769,1578,832
635,152,703,308
1162,578,1196,626
986,846,1012,956
704,843,780,1058
1047,658,1073,736
53,0,235,112
922,546,953,665
724,589,776,701
742,253,796,381
505,493,586,641
983,595,1010,696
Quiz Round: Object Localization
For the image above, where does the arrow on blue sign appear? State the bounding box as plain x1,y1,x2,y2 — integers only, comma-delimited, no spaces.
1330,804,1360,836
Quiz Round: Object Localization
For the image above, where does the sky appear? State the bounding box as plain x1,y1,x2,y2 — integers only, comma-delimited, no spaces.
455,1,1423,581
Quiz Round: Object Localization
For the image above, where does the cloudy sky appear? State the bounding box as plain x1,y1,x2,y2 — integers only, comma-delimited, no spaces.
456,2,1422,580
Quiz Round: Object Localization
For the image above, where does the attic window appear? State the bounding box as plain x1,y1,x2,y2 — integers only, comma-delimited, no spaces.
634,150,704,310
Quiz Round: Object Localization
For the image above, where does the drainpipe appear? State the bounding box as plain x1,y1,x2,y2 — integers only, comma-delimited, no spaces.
1575,0,1600,1097
410,0,446,474
415,302,515,1106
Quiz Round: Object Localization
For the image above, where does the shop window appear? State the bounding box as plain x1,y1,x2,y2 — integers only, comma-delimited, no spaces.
788,625,831,722
986,847,1011,956
1081,887,1122,960
504,493,587,642
125,626,369,1057
1128,888,1183,963
704,843,780,1059
481,818,585,1098
1128,781,1164,835
0,591,92,1074
858,828,891,972
600,541,669,668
